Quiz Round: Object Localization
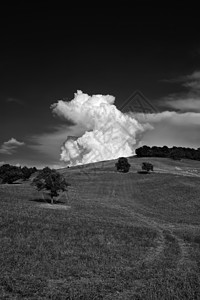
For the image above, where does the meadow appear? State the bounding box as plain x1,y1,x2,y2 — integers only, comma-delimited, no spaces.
0,157,200,299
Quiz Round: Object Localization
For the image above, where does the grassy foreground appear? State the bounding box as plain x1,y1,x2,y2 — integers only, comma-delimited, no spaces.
1,157,200,299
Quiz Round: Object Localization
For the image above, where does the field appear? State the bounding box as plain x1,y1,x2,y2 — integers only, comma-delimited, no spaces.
1,157,200,299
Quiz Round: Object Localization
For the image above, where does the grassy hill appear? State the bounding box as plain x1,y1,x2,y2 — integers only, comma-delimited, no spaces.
0,157,200,299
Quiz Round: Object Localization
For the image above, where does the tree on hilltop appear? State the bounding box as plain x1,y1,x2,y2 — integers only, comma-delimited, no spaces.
115,157,131,173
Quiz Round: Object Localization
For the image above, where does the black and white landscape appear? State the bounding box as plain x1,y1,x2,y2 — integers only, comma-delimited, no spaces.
1,4,200,299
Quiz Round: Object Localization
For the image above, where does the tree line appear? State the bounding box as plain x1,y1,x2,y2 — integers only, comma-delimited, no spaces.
0,164,37,184
135,145,200,161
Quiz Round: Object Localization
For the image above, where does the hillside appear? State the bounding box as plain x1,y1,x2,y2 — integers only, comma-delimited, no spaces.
59,156,200,178
0,157,200,299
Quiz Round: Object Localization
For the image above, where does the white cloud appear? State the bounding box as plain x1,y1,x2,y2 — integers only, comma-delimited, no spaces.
134,111,200,148
0,138,25,155
51,91,144,166
161,97,200,112
134,111,200,125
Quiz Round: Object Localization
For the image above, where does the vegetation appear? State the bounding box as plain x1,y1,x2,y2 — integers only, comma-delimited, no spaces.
142,162,154,172
0,164,37,184
32,167,70,204
115,157,131,173
1,157,200,298
136,145,200,161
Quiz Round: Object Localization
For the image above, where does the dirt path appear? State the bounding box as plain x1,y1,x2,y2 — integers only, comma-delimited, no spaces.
155,167,200,178
107,180,198,271
126,208,197,270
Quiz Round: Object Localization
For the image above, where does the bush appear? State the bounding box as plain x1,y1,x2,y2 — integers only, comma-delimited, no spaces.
142,162,154,172
115,157,131,173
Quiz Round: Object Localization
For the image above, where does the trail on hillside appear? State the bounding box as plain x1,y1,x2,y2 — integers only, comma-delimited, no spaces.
106,178,200,273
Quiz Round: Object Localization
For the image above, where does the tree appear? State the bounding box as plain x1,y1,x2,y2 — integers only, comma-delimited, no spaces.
32,168,70,204
0,164,38,184
142,162,154,172
135,145,151,157
115,157,131,173
169,149,182,160
0,164,23,184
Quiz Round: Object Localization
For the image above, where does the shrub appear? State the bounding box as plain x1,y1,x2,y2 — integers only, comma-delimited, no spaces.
142,162,154,172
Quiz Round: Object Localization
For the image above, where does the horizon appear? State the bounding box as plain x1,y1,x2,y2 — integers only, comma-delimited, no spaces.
1,144,200,169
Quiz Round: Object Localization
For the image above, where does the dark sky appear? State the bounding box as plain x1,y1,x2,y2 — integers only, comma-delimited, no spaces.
1,3,200,167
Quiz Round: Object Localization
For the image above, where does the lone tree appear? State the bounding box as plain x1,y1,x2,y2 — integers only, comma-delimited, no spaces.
115,157,131,173
32,167,70,204
142,162,154,173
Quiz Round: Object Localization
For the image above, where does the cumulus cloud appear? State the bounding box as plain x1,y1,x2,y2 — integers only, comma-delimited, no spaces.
51,90,146,166
0,138,25,155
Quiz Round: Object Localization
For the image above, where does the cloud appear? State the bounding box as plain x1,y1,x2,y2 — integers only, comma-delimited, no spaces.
160,97,200,112
51,91,145,166
24,88,200,167
25,109,200,167
161,70,200,112
134,111,200,126
133,111,200,148
0,138,25,155
0,161,5,165
6,97,24,105
182,71,200,93
185,71,200,81
162,71,200,86
28,124,84,160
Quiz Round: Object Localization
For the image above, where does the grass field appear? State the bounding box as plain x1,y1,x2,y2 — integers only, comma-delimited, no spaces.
1,157,200,299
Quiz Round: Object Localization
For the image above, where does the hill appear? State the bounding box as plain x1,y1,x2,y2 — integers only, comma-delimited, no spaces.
59,156,200,178
0,157,200,299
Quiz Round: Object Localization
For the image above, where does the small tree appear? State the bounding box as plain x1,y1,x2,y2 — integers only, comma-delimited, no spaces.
142,162,154,173
32,168,70,204
115,157,131,173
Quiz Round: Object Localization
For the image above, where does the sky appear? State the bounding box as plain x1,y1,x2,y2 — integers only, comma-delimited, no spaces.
1,3,200,168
